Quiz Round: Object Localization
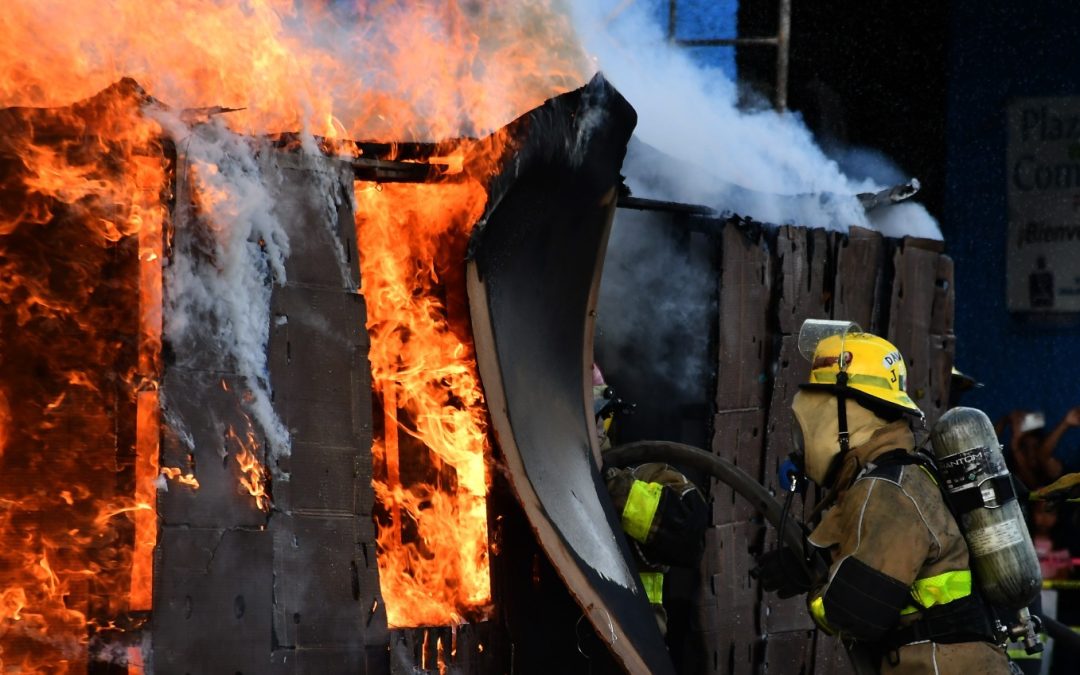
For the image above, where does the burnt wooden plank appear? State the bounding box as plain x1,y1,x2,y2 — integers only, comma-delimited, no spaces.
158,370,269,528
156,145,382,673
763,336,811,519
775,226,830,335
832,227,884,331
387,624,503,675
711,408,769,525
887,242,940,416
930,254,955,337
762,630,815,674
716,223,772,411
693,522,761,675
271,154,361,292
153,528,274,674
812,631,856,675
924,332,956,431
272,514,382,650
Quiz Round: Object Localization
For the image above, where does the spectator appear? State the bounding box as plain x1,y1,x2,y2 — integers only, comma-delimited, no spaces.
1038,406,1080,478
995,410,1063,489
1031,501,1072,580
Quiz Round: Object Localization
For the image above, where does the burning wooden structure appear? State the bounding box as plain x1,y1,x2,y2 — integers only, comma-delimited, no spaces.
0,72,953,675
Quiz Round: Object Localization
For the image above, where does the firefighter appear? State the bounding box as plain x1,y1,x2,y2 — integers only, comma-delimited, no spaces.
592,364,708,635
604,462,707,635
753,322,1010,674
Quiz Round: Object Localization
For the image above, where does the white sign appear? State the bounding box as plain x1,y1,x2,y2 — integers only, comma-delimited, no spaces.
1007,97,1080,311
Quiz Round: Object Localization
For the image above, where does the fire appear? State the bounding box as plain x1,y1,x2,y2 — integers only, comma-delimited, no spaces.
357,178,494,626
226,424,272,512
0,81,165,671
1,0,589,665
158,467,200,490
348,3,587,629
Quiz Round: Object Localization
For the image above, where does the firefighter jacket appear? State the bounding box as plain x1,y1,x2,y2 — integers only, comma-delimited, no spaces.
806,421,1010,674
604,463,708,615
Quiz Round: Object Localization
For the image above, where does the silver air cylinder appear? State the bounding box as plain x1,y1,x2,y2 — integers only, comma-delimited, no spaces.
929,407,1041,610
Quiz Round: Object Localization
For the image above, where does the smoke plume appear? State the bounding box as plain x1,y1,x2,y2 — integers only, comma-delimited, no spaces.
569,1,942,238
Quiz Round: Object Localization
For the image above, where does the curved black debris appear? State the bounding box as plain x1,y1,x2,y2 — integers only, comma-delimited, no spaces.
467,75,675,674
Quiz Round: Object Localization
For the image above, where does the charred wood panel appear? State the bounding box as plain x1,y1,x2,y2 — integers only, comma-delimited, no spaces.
153,528,274,674
715,223,772,412
812,631,855,675
711,408,769,525
931,255,955,337
887,241,944,428
760,274,819,643
775,226,830,335
762,630,815,675
694,523,761,675
832,227,885,332
155,150,384,673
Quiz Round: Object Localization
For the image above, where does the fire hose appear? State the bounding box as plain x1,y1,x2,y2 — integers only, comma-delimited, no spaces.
602,441,1080,670
601,441,825,583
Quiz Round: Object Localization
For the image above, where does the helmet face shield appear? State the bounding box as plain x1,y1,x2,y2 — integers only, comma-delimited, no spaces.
797,319,862,365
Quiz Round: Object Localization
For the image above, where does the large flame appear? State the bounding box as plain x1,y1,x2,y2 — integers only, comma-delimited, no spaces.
1,0,588,664
0,82,166,672
357,178,494,626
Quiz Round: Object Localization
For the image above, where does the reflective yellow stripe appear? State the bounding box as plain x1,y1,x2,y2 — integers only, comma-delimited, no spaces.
809,595,835,635
640,571,664,604
810,371,894,389
622,480,663,543
900,570,972,615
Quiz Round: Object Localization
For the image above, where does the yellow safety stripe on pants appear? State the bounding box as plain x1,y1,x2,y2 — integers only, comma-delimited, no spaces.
622,480,663,543
640,571,664,605
899,569,972,615
809,595,836,635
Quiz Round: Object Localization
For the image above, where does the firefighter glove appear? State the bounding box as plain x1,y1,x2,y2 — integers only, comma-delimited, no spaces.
752,546,814,599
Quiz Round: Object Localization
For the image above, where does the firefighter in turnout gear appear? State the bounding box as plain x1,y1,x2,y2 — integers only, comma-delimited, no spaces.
593,364,708,635
754,321,1010,674
604,462,707,635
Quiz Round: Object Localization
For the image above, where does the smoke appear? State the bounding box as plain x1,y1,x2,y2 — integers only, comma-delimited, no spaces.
594,210,714,446
150,109,293,465
568,1,942,238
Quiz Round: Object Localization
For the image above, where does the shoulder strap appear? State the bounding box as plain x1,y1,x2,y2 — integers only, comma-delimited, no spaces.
859,448,934,485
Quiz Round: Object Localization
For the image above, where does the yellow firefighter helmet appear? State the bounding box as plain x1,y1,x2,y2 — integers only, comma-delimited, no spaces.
797,320,923,418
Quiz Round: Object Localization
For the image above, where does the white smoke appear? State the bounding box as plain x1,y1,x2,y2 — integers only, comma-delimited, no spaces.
569,1,942,238
149,109,293,465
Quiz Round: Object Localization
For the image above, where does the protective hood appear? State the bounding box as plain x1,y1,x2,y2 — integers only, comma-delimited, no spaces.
791,390,891,486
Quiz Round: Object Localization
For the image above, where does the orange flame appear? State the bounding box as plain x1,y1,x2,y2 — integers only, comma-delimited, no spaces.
347,3,586,630
358,178,494,627
159,467,200,490
0,80,166,671
226,424,272,512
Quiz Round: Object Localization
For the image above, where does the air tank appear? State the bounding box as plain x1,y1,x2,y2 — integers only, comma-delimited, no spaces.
929,406,1041,610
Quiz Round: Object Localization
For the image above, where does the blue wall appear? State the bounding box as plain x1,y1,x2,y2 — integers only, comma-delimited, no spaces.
947,1,1080,461
655,0,739,80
